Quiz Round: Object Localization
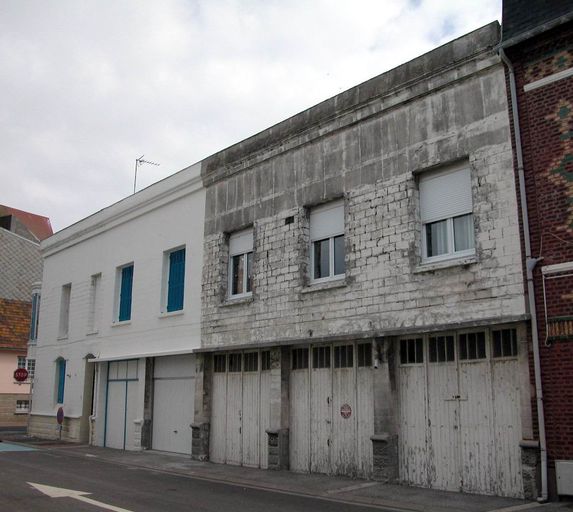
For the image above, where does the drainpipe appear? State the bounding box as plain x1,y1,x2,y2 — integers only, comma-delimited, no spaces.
499,47,548,503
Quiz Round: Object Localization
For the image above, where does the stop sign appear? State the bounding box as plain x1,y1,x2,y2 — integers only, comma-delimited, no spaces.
14,367,29,382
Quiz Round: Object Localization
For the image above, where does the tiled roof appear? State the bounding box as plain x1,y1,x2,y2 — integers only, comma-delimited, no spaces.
0,298,31,350
0,229,42,302
0,205,53,241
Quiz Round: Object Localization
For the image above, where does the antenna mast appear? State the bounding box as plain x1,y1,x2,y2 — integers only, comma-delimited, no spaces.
133,155,160,194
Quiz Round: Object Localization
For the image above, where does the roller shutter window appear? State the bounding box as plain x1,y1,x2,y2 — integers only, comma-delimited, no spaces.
310,200,345,282
419,164,475,262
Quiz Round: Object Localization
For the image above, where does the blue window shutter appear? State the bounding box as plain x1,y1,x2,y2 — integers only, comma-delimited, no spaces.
167,249,185,312
119,265,134,322
57,359,66,403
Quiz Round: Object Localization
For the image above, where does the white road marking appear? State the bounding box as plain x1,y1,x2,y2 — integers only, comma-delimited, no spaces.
28,482,133,512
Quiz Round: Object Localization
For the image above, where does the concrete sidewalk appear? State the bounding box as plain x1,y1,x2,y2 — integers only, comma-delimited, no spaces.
2,434,571,512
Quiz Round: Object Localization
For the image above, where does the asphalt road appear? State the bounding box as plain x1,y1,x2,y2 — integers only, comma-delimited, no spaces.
0,443,382,512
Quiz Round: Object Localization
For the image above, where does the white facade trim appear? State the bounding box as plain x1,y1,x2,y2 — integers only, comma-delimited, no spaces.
42,163,202,257
524,67,573,92
541,261,573,275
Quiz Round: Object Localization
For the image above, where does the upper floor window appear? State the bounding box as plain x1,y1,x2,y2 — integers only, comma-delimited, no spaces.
419,163,475,263
17,356,26,368
165,247,186,313
58,284,71,338
229,229,253,298
310,200,345,283
26,358,36,380
117,264,134,322
87,273,101,334
29,291,40,343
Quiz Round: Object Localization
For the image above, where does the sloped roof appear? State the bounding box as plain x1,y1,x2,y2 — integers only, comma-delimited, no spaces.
0,205,53,241
502,0,573,47
0,298,31,350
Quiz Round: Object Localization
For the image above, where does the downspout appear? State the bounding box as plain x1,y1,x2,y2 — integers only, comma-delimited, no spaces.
499,47,548,502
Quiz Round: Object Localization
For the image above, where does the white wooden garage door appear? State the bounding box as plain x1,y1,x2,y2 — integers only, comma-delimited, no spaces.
398,328,524,497
289,342,374,478
210,351,271,468
152,355,195,454
105,360,139,450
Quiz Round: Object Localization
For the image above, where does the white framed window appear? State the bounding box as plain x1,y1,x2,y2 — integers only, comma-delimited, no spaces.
15,400,30,413
27,358,36,380
161,246,186,313
229,229,253,298
419,163,475,263
17,356,26,369
310,200,345,283
114,264,134,322
29,290,40,343
58,283,71,338
87,273,101,334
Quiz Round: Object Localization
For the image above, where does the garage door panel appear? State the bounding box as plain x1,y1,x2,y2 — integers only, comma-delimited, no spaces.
492,359,523,498
242,372,260,467
399,365,428,486
124,380,139,450
154,355,194,378
427,363,459,491
106,381,127,450
356,367,374,478
331,367,357,476
290,369,310,472
310,368,331,474
152,377,194,454
260,371,271,469
226,373,242,465
459,360,494,494
210,372,227,463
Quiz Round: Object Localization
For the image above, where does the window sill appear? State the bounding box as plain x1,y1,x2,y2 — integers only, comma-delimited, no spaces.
111,320,131,328
415,255,477,273
221,296,254,307
14,411,29,415
159,310,184,318
302,278,347,294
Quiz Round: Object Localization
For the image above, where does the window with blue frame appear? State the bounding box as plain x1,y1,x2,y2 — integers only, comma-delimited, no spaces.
56,358,66,403
118,264,134,322
166,248,185,312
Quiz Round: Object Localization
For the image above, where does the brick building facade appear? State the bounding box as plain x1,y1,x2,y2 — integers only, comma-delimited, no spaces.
501,1,573,500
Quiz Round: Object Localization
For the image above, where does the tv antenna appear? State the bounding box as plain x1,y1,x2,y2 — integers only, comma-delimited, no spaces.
133,155,160,194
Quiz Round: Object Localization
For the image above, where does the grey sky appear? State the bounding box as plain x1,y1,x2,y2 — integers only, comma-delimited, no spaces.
1,0,501,232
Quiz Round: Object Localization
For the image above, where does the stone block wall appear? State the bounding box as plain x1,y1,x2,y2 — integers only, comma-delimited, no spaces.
200,24,525,349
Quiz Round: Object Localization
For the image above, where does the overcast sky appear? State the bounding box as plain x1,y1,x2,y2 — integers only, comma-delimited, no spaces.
1,0,501,232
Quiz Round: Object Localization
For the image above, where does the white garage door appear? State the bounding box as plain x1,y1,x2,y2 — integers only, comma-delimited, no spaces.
105,360,139,450
289,342,374,478
152,355,195,454
210,351,271,468
398,329,524,497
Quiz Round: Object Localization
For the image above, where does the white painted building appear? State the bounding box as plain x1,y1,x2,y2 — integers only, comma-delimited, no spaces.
29,163,205,455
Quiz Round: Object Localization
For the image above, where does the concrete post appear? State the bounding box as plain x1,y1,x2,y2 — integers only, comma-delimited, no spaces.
371,337,399,482
266,346,289,469
191,353,211,460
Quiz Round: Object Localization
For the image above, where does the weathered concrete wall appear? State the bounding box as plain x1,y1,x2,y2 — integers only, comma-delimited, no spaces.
200,22,526,349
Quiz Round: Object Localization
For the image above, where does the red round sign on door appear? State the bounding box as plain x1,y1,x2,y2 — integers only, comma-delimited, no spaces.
340,403,352,419
14,368,28,382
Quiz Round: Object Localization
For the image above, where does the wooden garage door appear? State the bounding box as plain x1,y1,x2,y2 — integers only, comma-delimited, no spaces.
152,355,195,454
289,342,374,477
398,329,523,497
210,351,271,468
